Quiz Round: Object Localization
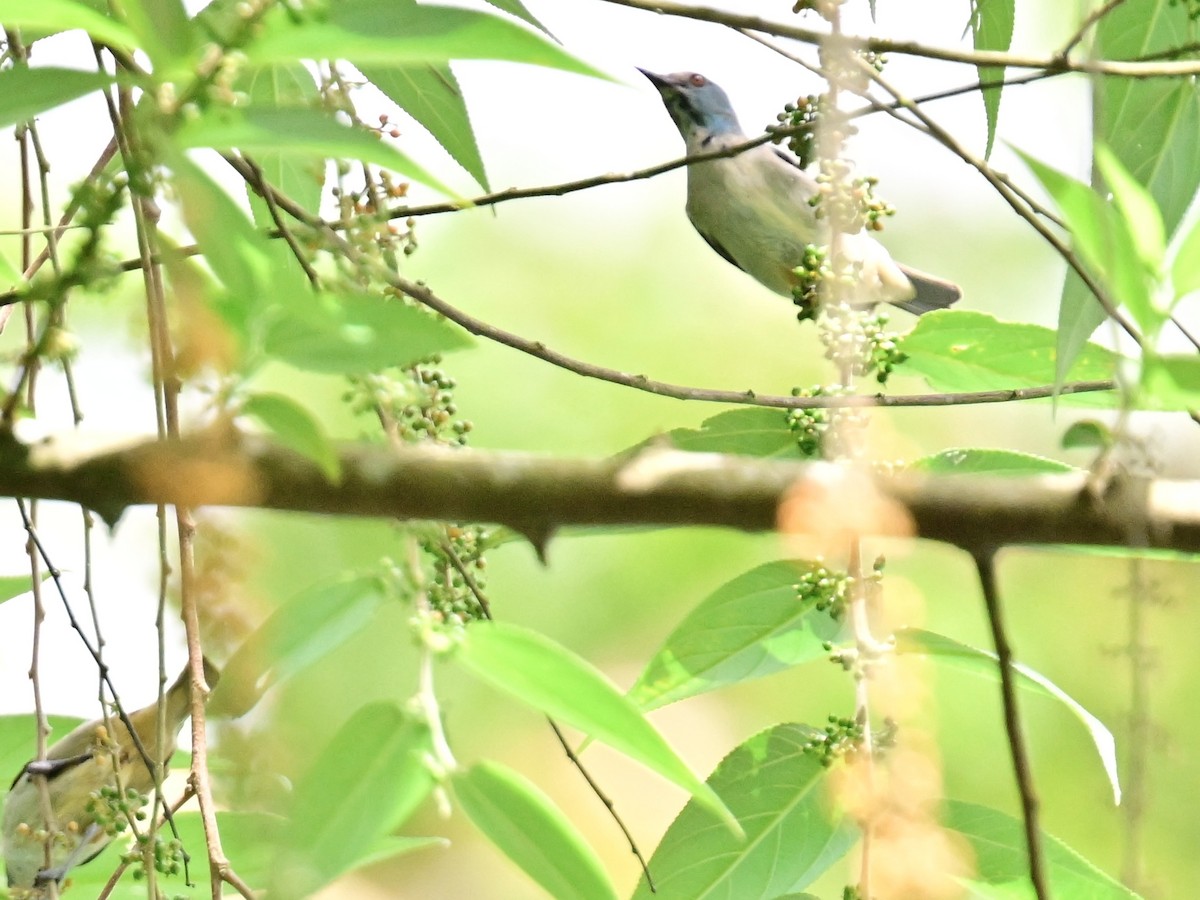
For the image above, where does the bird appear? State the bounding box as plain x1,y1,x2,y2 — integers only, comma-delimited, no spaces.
639,69,961,316
3,658,218,893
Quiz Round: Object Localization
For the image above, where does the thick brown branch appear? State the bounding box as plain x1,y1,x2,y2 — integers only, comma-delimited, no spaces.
2,431,1198,554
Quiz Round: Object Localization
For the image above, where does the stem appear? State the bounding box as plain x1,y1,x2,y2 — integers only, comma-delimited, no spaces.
974,549,1049,900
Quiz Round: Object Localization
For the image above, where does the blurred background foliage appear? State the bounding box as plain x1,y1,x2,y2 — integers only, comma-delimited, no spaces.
0,0,1198,897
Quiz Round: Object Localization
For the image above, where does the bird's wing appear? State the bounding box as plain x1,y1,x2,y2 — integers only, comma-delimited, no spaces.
694,224,743,271
14,752,95,787
772,147,803,171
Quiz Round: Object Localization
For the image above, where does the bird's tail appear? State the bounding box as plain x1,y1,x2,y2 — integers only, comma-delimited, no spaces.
895,264,961,315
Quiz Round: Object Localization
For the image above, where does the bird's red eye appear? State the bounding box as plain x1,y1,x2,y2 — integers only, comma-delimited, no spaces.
689,73,707,87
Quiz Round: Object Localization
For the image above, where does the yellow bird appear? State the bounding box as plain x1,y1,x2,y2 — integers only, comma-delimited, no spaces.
3,659,218,894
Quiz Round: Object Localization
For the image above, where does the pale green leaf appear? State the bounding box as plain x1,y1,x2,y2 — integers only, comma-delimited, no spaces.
629,561,842,710
484,0,553,34
909,449,1079,476
261,291,472,374
457,622,736,830
0,68,113,131
1169,212,1200,304
269,703,436,898
969,0,1014,159
173,811,283,890
0,248,21,288
0,715,84,803
360,62,489,191
209,575,390,718
1055,272,1110,391
454,761,618,900
119,0,193,73
898,310,1117,397
945,800,1139,898
1060,420,1112,451
242,63,325,221
0,574,47,605
1097,2,1200,237
1142,354,1200,407
246,0,608,81
241,392,341,482
0,0,137,49
631,724,855,899
1015,148,1158,334
1095,143,1166,268
897,629,1119,804
667,408,802,458
173,106,456,197
166,151,273,302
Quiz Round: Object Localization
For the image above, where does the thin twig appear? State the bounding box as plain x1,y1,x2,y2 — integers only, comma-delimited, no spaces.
853,59,1143,346
435,536,655,884
597,0,1200,76
218,150,1127,415
383,69,1054,224
549,718,657,892
973,549,1049,900
239,155,322,289
1061,0,1131,56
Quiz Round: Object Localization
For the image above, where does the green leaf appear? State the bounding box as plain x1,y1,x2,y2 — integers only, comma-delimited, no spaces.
1142,354,1200,407
1060,420,1112,451
0,68,113,131
119,0,193,75
355,834,448,871
453,761,618,900
360,63,490,191
1097,1,1200,238
898,310,1117,395
0,247,22,288
1095,143,1166,269
1015,148,1159,334
629,561,843,711
173,811,284,890
210,575,391,718
0,715,85,803
1055,271,1109,391
896,629,1119,804
173,106,457,198
1060,2,1200,389
241,392,341,482
908,449,1079,476
945,800,1140,898
666,407,802,458
235,64,324,310
262,290,472,374
1169,211,1200,304
241,63,326,222
969,0,1014,159
0,574,46,605
630,724,856,899
269,703,436,898
484,0,554,34
247,0,608,81
457,622,736,830
167,151,273,303
0,0,138,49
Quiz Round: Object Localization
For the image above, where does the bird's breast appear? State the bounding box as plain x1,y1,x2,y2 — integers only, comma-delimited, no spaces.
685,152,823,296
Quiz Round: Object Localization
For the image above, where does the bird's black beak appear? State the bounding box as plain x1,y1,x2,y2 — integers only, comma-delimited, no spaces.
637,68,670,91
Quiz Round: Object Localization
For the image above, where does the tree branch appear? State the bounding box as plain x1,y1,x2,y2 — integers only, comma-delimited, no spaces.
3,431,1198,554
